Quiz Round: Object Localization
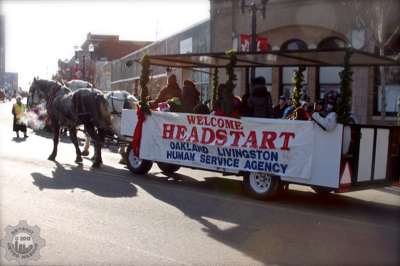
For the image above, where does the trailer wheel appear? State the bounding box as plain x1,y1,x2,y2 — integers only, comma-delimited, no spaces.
157,162,181,174
243,172,281,200
126,146,153,174
311,186,334,196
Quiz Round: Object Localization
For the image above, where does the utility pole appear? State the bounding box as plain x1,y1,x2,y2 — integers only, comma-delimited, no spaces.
241,0,268,82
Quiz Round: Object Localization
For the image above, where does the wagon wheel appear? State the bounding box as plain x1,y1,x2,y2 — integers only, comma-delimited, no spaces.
243,172,281,200
126,146,153,175
157,162,181,174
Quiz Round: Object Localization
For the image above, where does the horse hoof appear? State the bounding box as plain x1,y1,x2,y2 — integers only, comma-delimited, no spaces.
119,158,127,165
81,150,89,156
48,155,56,161
91,162,101,168
75,157,83,163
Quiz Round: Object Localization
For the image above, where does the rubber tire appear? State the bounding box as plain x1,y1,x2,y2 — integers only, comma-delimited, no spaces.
243,172,281,200
157,162,181,174
312,186,334,196
126,146,153,175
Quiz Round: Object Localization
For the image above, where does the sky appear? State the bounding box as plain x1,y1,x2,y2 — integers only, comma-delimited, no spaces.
1,0,210,90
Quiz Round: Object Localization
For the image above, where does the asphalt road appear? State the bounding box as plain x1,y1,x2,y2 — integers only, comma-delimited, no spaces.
1,99,399,266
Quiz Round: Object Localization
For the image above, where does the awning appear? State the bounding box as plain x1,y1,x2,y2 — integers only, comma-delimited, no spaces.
131,48,399,68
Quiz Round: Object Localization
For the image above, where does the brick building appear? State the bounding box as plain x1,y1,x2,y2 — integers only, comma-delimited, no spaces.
58,33,151,91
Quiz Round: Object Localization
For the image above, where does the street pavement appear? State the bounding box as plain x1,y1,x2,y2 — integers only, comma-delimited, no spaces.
0,99,399,266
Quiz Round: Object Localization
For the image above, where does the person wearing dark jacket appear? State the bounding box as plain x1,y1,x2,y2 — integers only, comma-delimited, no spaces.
246,77,273,118
181,80,200,113
149,74,181,109
273,96,288,118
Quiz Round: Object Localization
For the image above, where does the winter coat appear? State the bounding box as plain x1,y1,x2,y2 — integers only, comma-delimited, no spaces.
246,87,273,118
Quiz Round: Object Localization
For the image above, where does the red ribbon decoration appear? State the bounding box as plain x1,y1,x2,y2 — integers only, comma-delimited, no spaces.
131,105,146,156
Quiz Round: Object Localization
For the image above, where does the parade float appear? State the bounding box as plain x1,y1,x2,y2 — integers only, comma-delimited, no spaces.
120,48,400,200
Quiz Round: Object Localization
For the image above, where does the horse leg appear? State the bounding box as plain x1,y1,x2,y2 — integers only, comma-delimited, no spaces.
81,133,90,157
118,145,127,165
96,129,105,165
85,124,102,168
69,127,82,163
48,123,60,161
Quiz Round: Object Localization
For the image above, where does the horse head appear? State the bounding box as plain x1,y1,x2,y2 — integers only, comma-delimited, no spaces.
96,93,113,131
106,91,138,115
29,78,62,106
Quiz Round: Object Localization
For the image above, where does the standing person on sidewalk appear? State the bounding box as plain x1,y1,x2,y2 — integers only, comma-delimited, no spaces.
12,96,28,138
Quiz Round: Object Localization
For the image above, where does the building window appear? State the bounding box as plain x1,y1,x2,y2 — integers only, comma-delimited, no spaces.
192,69,210,103
317,37,347,98
374,34,400,116
280,39,308,99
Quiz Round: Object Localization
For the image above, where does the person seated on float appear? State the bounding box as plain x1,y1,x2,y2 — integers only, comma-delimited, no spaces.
167,97,184,112
193,100,211,114
212,84,242,118
273,95,288,118
311,91,338,131
287,100,311,121
181,80,200,113
246,76,274,118
149,74,182,109
282,98,294,118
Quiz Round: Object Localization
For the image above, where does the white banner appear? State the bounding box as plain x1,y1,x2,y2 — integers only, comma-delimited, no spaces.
140,112,315,179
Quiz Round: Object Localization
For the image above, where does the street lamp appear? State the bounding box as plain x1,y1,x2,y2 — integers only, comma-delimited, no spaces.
74,46,83,80
241,0,268,81
88,43,94,58
88,43,95,85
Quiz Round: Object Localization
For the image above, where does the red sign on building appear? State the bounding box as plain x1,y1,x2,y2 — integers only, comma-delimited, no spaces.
240,34,269,52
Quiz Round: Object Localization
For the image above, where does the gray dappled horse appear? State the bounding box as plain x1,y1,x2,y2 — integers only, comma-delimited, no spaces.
29,78,112,168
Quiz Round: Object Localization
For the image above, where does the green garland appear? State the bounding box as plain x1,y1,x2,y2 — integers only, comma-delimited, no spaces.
139,54,151,115
222,49,237,115
337,48,353,124
212,67,219,109
292,66,305,108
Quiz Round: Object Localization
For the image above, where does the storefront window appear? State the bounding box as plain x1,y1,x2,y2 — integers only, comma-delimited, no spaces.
375,34,400,116
317,37,347,99
319,66,342,98
376,66,400,115
280,39,308,99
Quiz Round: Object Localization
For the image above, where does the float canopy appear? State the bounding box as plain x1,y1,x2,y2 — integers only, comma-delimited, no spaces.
133,48,399,68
